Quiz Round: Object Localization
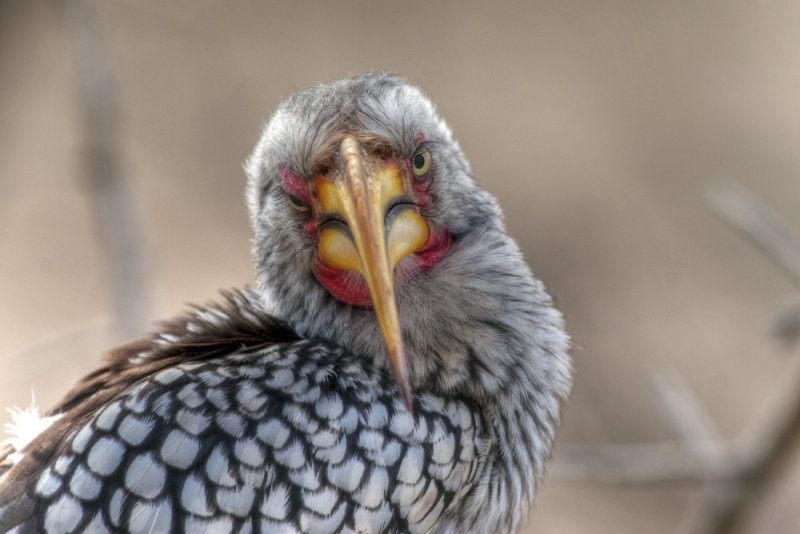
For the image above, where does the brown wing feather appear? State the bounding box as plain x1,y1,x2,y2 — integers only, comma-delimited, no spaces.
50,288,297,416
0,287,298,499
0,444,15,479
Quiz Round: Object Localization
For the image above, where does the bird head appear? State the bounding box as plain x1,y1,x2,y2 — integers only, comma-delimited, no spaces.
246,74,559,410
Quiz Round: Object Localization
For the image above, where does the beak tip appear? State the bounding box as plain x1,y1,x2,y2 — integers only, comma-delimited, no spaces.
391,346,414,413
399,382,414,414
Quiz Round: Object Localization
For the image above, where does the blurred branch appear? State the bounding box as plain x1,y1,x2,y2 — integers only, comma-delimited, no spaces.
551,440,736,485
706,181,800,285
552,182,800,534
650,366,726,467
60,0,150,339
701,181,800,532
552,367,735,485
769,298,800,346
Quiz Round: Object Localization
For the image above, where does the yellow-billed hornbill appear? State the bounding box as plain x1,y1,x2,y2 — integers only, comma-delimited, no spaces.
0,73,571,534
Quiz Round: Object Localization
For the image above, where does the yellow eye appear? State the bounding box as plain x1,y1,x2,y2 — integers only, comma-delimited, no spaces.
285,193,309,212
411,148,431,177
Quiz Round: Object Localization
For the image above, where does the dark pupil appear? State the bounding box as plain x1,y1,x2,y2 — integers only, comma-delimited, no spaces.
413,153,425,170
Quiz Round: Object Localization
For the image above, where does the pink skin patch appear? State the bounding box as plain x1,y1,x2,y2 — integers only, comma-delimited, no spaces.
279,134,452,308
415,227,451,269
312,259,371,307
408,168,432,208
279,165,312,205
407,135,433,207
280,166,317,236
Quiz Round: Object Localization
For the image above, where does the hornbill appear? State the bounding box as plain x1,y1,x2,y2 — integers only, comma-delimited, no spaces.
0,73,571,534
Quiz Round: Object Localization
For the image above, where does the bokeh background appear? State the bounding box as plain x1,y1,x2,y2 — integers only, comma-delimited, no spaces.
2,1,800,532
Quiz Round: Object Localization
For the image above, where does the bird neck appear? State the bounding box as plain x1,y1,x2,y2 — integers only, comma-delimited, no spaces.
397,228,571,533
261,227,571,533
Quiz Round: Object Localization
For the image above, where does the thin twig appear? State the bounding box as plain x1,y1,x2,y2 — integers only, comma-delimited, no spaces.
701,182,800,533
650,366,726,468
550,441,736,484
553,182,800,534
769,298,800,346
60,0,150,339
706,181,800,286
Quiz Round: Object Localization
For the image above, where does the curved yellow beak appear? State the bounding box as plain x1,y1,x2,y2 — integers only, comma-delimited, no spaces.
311,136,428,411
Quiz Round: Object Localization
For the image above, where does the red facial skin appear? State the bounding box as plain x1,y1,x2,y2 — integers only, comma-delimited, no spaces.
312,229,452,308
279,165,317,236
408,133,433,208
279,138,452,308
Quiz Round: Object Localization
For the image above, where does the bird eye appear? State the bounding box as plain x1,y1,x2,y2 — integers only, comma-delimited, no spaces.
411,148,431,177
285,193,309,212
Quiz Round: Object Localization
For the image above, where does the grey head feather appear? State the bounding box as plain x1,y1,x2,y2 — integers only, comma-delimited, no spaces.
246,72,567,390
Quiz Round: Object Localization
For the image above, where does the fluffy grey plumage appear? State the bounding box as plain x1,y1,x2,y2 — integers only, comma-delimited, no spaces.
247,73,571,532
0,73,571,534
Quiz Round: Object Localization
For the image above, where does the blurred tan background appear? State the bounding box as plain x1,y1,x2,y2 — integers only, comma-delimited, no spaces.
2,1,800,532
